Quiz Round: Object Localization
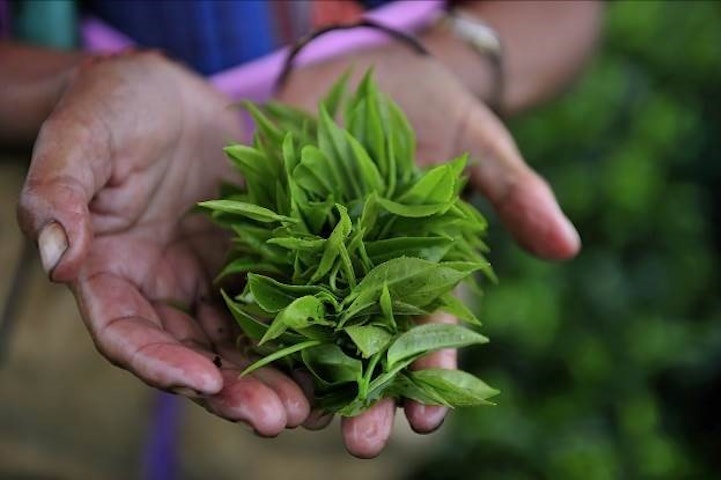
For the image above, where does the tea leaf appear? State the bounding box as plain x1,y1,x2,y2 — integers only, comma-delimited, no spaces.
259,295,327,345
198,199,296,224
343,258,480,320
321,70,350,118
365,237,454,264
438,292,482,326
201,71,496,417
346,324,393,358
310,204,353,283
221,290,268,342
294,145,337,198
249,274,331,313
389,373,450,406
410,369,499,406
215,258,281,281
318,106,362,199
386,323,489,368
397,163,456,205
240,339,322,376
301,343,363,385
375,197,450,218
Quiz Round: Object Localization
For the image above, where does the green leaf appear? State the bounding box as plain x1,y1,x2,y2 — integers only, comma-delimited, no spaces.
343,258,481,320
386,98,415,179
410,369,499,406
267,236,326,251
386,323,489,368
310,204,353,283
398,163,456,205
224,144,268,179
346,130,384,194
294,145,337,198
301,343,363,385
438,292,482,326
201,71,495,415
389,373,450,406
281,131,298,172
215,258,281,281
248,274,331,313
375,197,450,218
242,100,284,146
318,106,363,199
259,295,327,345
320,69,350,118
221,290,267,342
379,282,395,327
365,237,454,264
321,388,372,416
240,340,322,376
263,102,317,142
346,324,393,358
298,197,335,234
198,199,297,223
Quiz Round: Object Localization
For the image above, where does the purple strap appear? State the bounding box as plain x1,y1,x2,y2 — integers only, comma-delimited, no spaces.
81,0,444,102
141,392,181,480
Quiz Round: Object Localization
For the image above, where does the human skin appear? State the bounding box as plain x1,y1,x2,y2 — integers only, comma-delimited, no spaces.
5,1,601,458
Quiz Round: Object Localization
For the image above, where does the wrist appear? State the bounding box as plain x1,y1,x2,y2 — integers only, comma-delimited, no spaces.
418,18,502,112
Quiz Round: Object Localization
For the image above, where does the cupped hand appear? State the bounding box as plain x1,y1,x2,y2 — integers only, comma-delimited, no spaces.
17,52,310,436
278,44,581,457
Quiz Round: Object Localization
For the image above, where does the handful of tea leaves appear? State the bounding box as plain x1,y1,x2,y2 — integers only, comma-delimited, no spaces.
199,73,498,416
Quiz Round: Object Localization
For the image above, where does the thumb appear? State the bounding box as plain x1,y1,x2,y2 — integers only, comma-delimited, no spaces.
459,104,581,260
17,114,108,281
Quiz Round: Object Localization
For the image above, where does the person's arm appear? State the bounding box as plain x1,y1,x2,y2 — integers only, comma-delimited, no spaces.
11,1,603,459
421,0,604,115
0,42,87,146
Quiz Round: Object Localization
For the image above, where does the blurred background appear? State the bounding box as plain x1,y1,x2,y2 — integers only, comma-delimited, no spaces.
1,1,720,479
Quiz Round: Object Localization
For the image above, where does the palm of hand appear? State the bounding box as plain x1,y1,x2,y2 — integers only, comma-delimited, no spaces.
20,52,310,437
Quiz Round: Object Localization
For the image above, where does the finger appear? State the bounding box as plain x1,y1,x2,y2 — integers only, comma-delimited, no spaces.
17,108,114,281
341,398,396,459
152,305,289,436
459,104,581,260
404,312,456,433
73,272,223,395
251,367,310,428
291,369,334,431
195,297,238,345
303,409,334,431
203,367,288,437
198,302,311,428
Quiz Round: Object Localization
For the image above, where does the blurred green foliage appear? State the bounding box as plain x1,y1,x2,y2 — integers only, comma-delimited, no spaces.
411,2,721,479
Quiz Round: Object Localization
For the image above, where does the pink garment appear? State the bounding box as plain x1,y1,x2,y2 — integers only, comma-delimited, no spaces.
81,0,444,102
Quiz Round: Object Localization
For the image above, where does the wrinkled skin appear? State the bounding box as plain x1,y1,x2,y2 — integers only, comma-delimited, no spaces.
17,50,579,458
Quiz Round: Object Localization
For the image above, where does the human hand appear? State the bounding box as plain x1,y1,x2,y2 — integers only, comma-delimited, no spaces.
17,52,311,436
277,44,581,457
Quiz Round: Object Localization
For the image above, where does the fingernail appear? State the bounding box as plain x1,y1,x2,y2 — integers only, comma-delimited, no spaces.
561,217,581,250
38,222,68,274
171,387,203,398
563,218,581,242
